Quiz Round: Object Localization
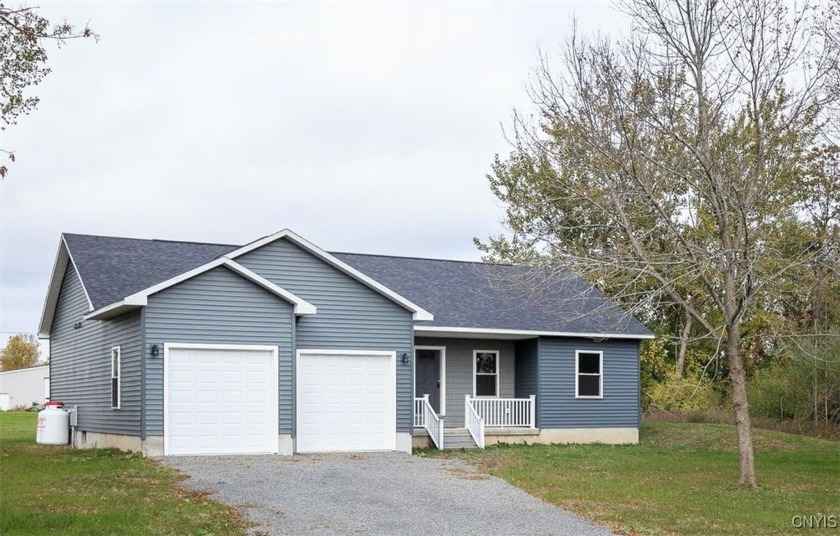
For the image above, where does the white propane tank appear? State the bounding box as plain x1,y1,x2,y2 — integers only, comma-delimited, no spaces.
36,400,70,445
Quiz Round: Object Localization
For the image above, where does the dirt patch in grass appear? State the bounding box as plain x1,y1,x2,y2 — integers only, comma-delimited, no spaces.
446,466,491,480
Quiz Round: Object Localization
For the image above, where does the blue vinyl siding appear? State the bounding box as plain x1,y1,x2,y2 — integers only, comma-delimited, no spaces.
538,337,640,428
514,338,539,403
49,263,142,435
143,266,295,437
238,238,415,433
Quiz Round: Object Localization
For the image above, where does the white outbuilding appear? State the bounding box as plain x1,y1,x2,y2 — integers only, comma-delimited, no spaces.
0,365,49,410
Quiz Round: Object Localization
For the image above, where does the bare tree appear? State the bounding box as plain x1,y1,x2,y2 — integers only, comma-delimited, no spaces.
0,4,96,177
479,0,839,487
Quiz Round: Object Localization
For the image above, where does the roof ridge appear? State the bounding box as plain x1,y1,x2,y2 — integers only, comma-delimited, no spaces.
63,232,238,248
61,232,524,266
331,250,518,267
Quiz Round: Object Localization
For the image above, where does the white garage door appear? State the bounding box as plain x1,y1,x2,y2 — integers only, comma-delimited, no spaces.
296,350,396,453
165,344,278,455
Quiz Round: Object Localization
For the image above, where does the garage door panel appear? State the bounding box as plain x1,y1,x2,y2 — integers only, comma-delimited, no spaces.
165,346,278,455
296,352,395,453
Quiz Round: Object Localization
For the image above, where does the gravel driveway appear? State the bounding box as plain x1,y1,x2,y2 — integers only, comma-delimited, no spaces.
162,452,613,536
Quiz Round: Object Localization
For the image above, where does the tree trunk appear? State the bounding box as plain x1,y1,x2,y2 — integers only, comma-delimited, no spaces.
825,365,829,434
727,328,757,488
675,309,693,379
814,353,819,430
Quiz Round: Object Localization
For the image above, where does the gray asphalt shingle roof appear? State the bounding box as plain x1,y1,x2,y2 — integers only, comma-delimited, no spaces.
63,233,237,308
62,233,650,336
333,253,650,335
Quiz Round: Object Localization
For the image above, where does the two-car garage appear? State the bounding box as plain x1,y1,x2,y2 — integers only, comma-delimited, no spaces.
164,344,396,455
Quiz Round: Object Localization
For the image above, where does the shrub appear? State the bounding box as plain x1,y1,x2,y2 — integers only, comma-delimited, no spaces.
645,371,715,412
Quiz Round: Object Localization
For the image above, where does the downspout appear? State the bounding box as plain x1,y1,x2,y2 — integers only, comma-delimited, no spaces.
536,337,541,430
637,339,642,428
140,307,146,441
291,315,296,446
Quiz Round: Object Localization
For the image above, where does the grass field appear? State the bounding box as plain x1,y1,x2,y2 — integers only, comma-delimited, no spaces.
3,411,836,536
0,412,247,536
427,422,840,536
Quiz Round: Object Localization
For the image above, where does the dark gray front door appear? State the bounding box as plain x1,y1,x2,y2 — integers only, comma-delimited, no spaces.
415,349,440,414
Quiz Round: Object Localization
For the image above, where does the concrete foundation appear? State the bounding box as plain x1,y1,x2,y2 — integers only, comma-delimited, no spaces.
73,430,415,456
487,427,638,446
278,434,294,455
395,432,413,453
142,436,164,456
73,430,165,455
412,427,639,449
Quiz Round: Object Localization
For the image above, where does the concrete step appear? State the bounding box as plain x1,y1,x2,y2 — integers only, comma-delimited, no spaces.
443,442,478,450
442,428,478,449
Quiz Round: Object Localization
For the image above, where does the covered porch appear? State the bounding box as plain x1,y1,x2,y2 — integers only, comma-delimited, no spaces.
412,337,539,449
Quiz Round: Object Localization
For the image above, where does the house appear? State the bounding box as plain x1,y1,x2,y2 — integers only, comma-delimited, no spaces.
37,229,652,455
0,365,50,411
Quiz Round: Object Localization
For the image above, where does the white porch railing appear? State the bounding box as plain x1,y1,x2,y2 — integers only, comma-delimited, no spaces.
467,395,536,428
414,397,426,428
416,395,444,449
465,395,485,449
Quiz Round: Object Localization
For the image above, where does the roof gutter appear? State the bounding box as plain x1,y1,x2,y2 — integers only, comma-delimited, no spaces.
413,325,656,340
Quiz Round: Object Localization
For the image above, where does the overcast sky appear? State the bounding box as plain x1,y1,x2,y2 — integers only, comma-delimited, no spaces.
0,1,627,346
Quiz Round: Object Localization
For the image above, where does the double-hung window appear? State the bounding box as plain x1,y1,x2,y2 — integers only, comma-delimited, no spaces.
111,346,121,409
576,350,602,398
473,350,499,397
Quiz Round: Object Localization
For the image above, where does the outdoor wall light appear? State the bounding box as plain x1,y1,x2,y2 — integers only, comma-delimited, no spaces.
400,352,409,364
151,344,160,358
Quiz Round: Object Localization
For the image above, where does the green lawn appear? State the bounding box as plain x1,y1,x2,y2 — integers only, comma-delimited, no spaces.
0,412,247,536
428,422,840,536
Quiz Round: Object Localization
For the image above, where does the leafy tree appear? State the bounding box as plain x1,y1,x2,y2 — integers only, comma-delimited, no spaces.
750,332,840,431
0,333,41,371
0,3,96,177
478,0,839,487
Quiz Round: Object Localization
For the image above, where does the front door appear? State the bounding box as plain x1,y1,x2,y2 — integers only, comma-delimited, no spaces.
415,349,441,414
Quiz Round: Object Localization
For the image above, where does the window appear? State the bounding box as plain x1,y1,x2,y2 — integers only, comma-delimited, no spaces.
111,346,121,409
474,350,498,397
576,351,602,398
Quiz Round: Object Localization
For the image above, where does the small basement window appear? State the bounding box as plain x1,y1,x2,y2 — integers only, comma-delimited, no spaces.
111,346,121,409
576,351,602,398
474,350,499,397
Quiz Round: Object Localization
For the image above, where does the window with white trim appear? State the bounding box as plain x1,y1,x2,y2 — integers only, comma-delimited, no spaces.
474,351,498,397
111,346,121,409
576,351,602,398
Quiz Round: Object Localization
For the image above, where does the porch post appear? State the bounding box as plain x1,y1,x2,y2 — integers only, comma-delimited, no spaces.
529,394,536,429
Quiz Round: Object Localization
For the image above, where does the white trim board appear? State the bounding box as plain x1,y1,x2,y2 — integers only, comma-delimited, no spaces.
38,236,95,338
413,325,655,340
85,258,316,320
